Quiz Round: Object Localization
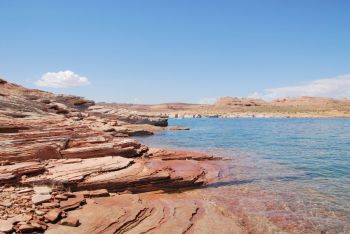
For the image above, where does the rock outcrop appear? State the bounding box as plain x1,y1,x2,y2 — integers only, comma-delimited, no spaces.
46,193,244,234
0,79,94,117
167,126,190,131
88,105,168,127
0,79,237,233
20,155,220,193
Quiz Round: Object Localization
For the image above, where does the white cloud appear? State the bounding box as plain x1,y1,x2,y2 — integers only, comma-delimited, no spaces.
249,74,350,100
35,70,90,88
198,97,217,104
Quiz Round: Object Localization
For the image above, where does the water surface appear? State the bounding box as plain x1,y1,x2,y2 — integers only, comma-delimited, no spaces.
137,118,350,233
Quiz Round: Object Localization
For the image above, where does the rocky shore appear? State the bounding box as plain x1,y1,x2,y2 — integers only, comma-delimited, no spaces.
1,79,343,234
0,79,245,233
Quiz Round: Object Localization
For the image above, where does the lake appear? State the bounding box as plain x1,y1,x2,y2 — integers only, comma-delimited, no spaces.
137,118,350,233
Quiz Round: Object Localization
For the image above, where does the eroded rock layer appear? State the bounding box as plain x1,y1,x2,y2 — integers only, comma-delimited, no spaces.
46,193,245,234
0,79,235,233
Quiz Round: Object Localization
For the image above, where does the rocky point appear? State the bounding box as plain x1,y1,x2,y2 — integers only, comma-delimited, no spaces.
0,79,246,233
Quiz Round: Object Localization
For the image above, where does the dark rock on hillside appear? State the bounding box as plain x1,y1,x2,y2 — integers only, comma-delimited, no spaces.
54,95,95,110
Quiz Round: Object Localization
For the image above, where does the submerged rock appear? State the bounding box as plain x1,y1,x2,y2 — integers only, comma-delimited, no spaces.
168,126,190,131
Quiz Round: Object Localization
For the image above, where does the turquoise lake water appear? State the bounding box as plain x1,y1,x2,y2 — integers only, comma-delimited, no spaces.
137,118,350,232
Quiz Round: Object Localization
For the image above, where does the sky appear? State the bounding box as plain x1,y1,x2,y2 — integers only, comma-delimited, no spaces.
1,0,350,104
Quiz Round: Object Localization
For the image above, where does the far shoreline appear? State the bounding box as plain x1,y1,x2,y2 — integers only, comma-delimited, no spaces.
168,115,350,119
100,96,350,119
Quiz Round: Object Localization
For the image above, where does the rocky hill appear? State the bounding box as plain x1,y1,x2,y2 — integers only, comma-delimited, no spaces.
272,96,350,107
213,96,267,107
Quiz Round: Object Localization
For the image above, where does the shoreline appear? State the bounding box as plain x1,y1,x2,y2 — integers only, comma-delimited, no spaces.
0,79,248,233
1,79,349,233
169,115,350,118
100,97,350,119
136,129,350,234
169,115,350,119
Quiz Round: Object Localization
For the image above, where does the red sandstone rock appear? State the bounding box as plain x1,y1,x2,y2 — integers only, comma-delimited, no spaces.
17,224,37,232
0,132,68,162
0,219,13,233
44,208,62,222
59,138,143,159
89,189,109,198
29,220,46,230
33,186,52,195
63,192,76,198
148,148,220,161
45,193,243,234
0,162,44,184
55,194,68,200
32,194,52,205
0,79,236,234
0,118,146,163
17,188,33,194
168,126,190,131
22,156,133,186
42,202,60,209
60,195,85,211
18,151,220,193
85,198,96,204
73,191,90,198
67,136,109,148
35,209,47,216
60,144,115,159
60,217,79,227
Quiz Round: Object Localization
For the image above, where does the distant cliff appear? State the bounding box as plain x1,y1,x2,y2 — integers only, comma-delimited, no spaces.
100,96,350,118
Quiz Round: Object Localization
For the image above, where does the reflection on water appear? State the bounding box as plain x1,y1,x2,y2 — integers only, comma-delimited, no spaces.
136,118,350,233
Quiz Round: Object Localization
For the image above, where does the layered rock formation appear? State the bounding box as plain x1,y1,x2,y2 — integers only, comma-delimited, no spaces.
2,79,336,233
46,192,244,234
0,79,238,233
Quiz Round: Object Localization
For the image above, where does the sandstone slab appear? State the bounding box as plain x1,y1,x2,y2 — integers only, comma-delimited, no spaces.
60,217,79,227
60,195,85,211
45,193,244,234
149,148,219,161
0,162,44,184
32,194,52,205
45,209,62,222
89,189,109,198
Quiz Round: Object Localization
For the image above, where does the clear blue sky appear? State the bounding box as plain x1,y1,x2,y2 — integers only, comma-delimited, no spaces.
1,0,350,103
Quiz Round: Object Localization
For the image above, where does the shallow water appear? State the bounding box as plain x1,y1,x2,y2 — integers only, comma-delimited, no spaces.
137,118,350,233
